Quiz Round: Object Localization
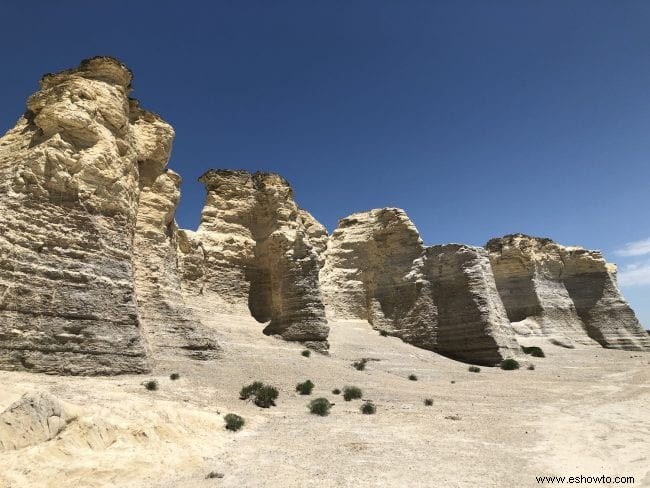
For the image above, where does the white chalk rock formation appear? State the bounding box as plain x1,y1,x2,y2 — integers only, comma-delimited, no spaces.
486,234,649,350
178,170,329,346
320,209,519,364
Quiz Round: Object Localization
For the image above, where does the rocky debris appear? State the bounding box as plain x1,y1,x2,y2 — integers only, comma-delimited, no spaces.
178,170,329,345
486,234,650,350
425,245,520,364
0,391,76,451
320,209,519,364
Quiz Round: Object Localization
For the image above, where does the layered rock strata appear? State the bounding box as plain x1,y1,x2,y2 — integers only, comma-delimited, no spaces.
486,234,650,350
320,209,519,364
177,170,329,346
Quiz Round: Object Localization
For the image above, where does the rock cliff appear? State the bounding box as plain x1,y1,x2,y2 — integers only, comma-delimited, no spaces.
486,234,650,350
177,170,329,347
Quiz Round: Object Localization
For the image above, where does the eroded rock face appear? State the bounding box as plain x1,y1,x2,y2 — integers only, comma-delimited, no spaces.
486,234,650,350
0,57,151,374
320,209,519,364
177,170,329,345
425,245,520,364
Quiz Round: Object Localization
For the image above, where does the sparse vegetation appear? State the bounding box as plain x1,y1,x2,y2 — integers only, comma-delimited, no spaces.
521,346,545,358
301,349,311,357
468,366,481,373
527,364,536,370
296,380,315,395
379,330,388,337
352,358,368,371
360,401,376,414
424,398,433,406
239,381,264,400
408,374,418,381
169,373,180,380
144,380,158,391
450,380,456,384
239,381,279,407
206,471,224,479
332,388,341,395
500,358,520,370
309,397,332,416
224,413,245,431
343,386,362,401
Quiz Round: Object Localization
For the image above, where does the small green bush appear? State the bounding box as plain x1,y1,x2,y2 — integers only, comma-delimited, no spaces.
301,349,311,357
360,401,376,414
296,380,315,395
224,413,245,431
239,381,264,400
343,386,362,401
500,358,520,370
352,358,368,371
332,388,341,395
170,373,180,380
468,366,481,373
144,380,158,391
309,398,332,416
522,346,545,358
527,364,536,370
408,374,418,381
424,398,433,406
254,385,279,408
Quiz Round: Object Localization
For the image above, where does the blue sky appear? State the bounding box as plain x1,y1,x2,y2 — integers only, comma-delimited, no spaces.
1,1,648,327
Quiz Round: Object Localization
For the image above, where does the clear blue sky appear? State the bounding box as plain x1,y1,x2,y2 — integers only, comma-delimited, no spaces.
1,1,648,328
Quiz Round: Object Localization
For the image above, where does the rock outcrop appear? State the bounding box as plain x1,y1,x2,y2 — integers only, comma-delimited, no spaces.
177,170,329,346
0,57,151,374
320,209,519,364
486,234,650,350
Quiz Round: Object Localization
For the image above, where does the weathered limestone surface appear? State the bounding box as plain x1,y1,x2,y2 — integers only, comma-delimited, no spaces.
0,58,151,374
320,209,519,364
0,391,76,451
178,170,329,345
486,234,650,350
425,245,520,364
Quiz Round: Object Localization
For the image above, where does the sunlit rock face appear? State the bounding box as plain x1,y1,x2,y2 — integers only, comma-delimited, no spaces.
486,234,650,350
320,209,519,364
177,170,329,348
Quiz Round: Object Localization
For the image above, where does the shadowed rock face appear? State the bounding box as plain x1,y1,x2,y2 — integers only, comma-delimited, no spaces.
177,170,329,346
487,234,650,350
320,209,520,364
0,57,151,374
425,245,520,364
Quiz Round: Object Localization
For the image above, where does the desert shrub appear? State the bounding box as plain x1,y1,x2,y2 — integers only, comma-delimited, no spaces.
343,386,362,401
296,380,315,395
301,349,311,357
352,358,368,371
332,388,341,395
468,366,481,373
500,359,520,370
521,346,545,358
254,385,279,408
144,380,158,391
379,330,388,337
408,374,418,381
309,398,332,416
360,401,376,414
450,380,456,384
527,364,536,370
224,413,245,431
239,381,264,400
206,471,224,479
424,398,433,406
169,373,180,380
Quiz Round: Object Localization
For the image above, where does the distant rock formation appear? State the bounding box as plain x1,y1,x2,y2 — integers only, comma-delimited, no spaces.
320,209,519,364
177,170,329,347
487,234,650,350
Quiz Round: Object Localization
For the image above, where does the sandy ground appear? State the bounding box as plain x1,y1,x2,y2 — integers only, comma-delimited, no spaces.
0,309,648,488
